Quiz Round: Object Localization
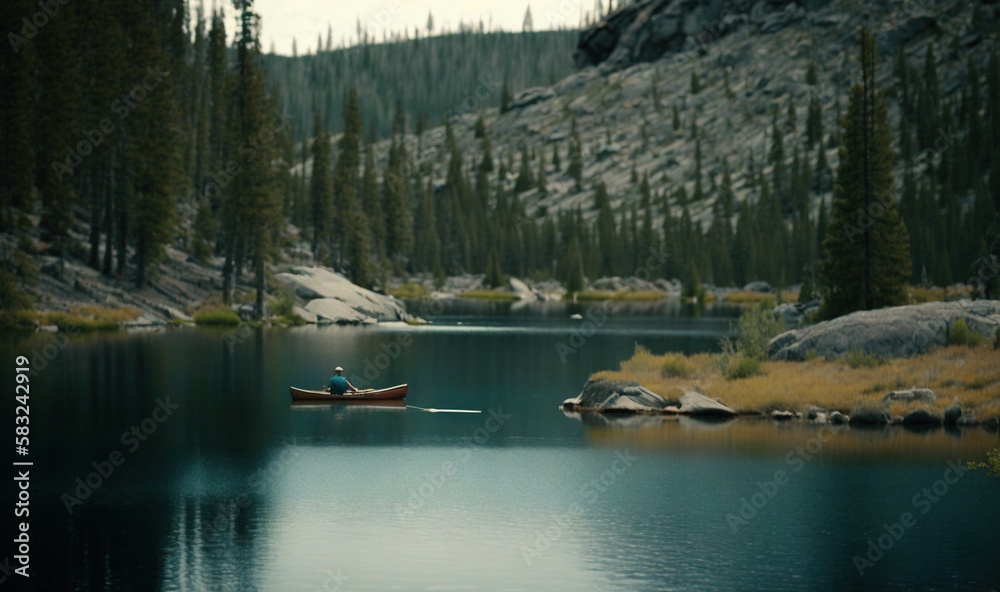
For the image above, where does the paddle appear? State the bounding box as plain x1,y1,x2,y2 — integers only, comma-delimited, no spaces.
406,405,482,414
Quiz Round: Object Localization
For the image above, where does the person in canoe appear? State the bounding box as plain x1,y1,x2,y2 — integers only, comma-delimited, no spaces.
325,367,360,395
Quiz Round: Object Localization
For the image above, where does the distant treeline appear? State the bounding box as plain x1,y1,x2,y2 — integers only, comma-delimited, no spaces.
260,29,579,141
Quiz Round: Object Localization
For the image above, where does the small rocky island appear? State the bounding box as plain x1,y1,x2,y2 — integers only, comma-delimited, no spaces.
565,301,1000,427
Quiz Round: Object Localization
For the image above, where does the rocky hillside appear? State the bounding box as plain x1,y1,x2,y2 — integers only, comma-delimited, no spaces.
356,0,993,232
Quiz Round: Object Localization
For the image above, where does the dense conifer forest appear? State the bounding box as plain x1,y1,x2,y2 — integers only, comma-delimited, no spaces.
2,0,999,323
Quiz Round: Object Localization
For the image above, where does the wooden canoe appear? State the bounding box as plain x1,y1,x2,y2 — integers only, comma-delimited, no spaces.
289,384,408,402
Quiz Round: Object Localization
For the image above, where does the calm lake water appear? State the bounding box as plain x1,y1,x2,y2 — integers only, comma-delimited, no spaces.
3,300,999,591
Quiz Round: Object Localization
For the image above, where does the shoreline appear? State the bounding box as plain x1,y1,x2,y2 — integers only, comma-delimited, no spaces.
570,343,1000,427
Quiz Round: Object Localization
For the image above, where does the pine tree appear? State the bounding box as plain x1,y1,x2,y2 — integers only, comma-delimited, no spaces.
485,246,503,287
0,0,36,228
536,151,547,192
361,140,386,263
129,0,183,287
479,136,494,173
207,8,229,199
514,150,535,193
894,47,911,113
806,62,823,149
595,182,621,275
413,176,440,273
564,238,585,294
568,117,583,191
336,88,374,287
222,0,284,312
384,138,415,269
309,113,333,255
500,76,513,114
35,4,78,251
719,157,734,218
820,28,911,319
692,140,705,202
769,108,785,198
682,262,703,301
651,67,662,112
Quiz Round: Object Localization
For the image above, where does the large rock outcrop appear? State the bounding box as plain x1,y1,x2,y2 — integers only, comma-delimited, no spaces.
573,0,826,72
563,380,673,412
274,266,407,324
768,301,1000,361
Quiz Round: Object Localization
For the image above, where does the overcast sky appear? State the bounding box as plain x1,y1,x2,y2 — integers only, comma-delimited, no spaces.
200,0,599,55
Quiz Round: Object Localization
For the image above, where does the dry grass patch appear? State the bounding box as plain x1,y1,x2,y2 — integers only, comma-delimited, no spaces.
35,305,142,331
576,290,666,301
722,290,796,305
592,345,1000,418
906,284,972,304
660,353,691,378
459,289,518,301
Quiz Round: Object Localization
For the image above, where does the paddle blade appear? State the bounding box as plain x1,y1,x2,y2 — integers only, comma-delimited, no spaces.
406,405,482,414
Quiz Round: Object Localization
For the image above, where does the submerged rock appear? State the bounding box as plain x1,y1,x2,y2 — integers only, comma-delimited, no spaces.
563,379,672,412
678,392,736,416
769,301,1000,361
